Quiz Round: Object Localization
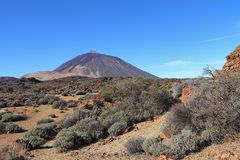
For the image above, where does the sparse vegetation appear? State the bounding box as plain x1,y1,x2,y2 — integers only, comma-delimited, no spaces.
52,78,176,152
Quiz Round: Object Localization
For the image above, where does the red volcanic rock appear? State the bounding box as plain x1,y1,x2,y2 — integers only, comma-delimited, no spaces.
216,45,240,76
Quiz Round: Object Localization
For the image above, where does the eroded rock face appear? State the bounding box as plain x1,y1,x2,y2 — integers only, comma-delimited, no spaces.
220,45,240,75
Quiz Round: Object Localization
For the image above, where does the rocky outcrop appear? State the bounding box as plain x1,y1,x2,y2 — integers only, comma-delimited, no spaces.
217,45,240,76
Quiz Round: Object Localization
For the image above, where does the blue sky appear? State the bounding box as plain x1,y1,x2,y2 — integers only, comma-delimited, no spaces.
0,0,240,78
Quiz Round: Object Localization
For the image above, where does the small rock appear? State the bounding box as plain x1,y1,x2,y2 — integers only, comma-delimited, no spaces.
162,129,172,139
219,151,238,160
100,136,115,145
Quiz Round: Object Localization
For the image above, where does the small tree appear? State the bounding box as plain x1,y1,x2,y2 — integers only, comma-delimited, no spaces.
202,65,215,79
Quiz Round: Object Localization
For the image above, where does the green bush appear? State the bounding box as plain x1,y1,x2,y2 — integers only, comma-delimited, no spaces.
148,142,169,156
161,76,240,159
163,103,192,135
61,110,90,128
54,129,79,152
99,85,117,102
5,123,25,133
142,137,160,153
54,118,106,152
167,129,200,159
75,132,92,144
67,100,77,108
22,135,46,150
108,120,128,136
53,129,92,152
71,118,106,140
1,113,27,122
52,100,67,110
0,145,28,160
44,94,60,105
38,97,48,105
26,123,57,140
37,118,54,125
124,137,145,154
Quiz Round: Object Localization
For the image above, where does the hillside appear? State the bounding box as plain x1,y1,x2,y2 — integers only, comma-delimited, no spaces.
0,77,18,83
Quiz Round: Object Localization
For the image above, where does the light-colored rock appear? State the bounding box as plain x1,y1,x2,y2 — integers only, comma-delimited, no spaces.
219,151,238,160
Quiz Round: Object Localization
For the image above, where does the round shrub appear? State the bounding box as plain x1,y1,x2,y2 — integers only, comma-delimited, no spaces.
76,132,92,144
44,94,60,105
1,113,27,122
108,120,128,136
54,129,80,152
167,129,200,159
60,110,91,129
142,137,160,153
5,123,25,133
124,137,145,154
148,142,169,156
28,123,57,140
38,97,48,105
22,135,47,150
72,118,107,140
37,118,54,125
52,100,67,110
67,100,77,108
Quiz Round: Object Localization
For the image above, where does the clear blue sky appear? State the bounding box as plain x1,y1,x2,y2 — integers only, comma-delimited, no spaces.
1,0,240,78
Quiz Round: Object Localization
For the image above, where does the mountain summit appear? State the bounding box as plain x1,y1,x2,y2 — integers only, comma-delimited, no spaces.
24,51,157,80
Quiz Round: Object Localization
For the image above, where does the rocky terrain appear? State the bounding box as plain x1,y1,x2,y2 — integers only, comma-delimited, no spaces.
216,45,240,76
24,51,157,81
1,45,240,160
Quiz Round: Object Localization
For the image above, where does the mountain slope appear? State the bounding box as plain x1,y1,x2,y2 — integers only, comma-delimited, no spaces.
0,76,18,83
24,51,157,80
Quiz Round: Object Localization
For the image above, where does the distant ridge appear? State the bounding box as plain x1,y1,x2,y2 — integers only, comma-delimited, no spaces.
0,77,18,83
24,51,158,81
